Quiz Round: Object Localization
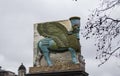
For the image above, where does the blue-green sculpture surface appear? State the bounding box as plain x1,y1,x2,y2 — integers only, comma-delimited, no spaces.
37,17,81,66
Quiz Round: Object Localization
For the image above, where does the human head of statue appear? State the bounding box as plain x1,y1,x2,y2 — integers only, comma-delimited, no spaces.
69,16,80,39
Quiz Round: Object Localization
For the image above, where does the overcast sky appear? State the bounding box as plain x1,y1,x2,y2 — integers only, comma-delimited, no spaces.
0,0,120,76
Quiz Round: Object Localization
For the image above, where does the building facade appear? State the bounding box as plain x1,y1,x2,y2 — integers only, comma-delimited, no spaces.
0,66,16,76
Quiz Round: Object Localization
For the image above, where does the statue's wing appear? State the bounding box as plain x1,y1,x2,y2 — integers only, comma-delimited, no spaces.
37,22,69,48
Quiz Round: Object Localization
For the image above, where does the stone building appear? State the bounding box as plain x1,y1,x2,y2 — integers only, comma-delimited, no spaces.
0,66,16,76
18,63,26,76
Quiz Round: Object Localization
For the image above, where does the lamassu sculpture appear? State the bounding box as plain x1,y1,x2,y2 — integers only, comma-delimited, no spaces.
36,17,81,66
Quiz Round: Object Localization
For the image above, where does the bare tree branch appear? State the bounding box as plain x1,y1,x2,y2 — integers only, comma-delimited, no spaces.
82,0,120,66
98,47,120,67
99,0,120,11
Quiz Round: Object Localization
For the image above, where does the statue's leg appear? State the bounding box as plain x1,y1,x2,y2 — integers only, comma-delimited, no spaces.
39,45,53,66
68,48,79,64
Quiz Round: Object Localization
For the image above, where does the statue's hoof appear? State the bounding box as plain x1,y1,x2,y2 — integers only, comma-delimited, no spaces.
72,58,79,64
48,64,53,66
74,61,79,64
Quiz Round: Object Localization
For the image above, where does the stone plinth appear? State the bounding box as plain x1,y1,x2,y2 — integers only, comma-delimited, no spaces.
26,70,88,76
29,63,85,73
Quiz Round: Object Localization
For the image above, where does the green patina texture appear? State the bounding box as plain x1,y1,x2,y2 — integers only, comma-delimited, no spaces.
37,22,80,52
